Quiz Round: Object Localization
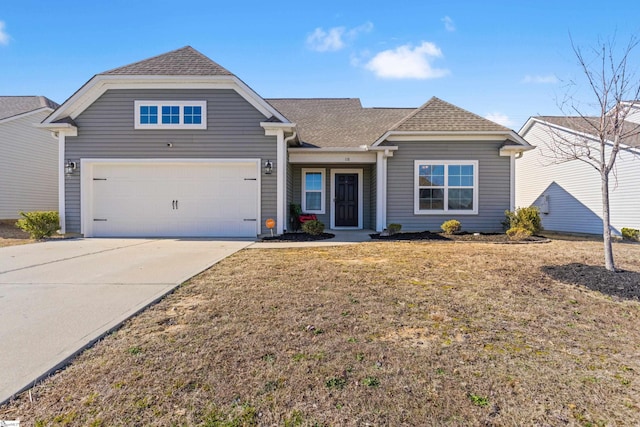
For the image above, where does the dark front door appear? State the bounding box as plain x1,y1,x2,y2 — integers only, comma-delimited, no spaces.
335,173,358,227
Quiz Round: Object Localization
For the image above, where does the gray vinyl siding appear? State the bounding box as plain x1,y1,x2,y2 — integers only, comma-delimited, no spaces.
291,164,373,230
385,141,510,232
0,110,58,219
64,89,277,234
516,123,640,235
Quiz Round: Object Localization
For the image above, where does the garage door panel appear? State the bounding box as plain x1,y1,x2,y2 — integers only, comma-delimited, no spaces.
89,162,258,237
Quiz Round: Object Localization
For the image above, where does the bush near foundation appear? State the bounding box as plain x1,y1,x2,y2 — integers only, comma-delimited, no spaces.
441,219,461,235
621,228,640,241
504,207,541,235
15,211,60,239
302,220,325,236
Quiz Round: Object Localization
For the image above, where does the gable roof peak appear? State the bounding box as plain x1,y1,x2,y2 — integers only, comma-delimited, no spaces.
100,46,234,77
391,96,511,133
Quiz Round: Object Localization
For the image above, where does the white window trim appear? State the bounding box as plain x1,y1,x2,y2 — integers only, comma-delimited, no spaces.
301,168,325,214
414,160,479,215
134,100,207,129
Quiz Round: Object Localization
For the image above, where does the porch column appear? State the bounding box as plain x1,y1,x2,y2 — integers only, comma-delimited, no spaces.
376,151,387,232
57,132,66,234
276,129,286,235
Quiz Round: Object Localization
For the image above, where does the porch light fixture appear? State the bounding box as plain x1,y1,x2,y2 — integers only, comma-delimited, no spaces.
264,160,273,175
64,160,77,175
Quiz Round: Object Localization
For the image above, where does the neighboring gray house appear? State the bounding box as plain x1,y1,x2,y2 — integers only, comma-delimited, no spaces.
0,96,59,219
517,111,640,236
40,46,531,237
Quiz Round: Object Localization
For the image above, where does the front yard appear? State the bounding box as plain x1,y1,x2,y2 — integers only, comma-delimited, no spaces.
2,240,639,426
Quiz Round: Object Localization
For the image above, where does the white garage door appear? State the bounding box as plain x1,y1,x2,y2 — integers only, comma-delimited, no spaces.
88,161,259,237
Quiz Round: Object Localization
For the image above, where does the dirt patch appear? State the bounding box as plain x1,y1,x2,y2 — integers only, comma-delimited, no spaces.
2,241,640,426
371,230,549,243
0,220,32,247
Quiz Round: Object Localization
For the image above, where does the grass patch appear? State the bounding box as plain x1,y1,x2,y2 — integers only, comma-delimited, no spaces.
2,240,640,425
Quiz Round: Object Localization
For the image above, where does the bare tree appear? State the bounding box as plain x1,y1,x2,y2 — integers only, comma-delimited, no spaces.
545,36,640,271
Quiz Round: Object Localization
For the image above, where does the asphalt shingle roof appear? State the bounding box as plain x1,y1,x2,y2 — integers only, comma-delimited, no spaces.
0,96,59,120
536,115,640,148
268,97,511,148
100,46,234,76
267,98,414,148
392,97,510,132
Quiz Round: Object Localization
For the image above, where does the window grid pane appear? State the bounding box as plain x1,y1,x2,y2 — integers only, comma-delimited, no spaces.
419,188,444,210
448,188,474,210
139,105,158,124
162,105,180,124
305,172,322,191
306,192,322,211
183,105,202,125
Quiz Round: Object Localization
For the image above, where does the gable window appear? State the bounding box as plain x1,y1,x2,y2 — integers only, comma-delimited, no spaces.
414,160,478,215
139,106,158,124
134,101,206,129
302,168,325,214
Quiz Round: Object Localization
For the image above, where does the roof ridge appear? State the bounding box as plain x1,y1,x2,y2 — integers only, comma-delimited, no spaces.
98,46,193,74
99,46,233,76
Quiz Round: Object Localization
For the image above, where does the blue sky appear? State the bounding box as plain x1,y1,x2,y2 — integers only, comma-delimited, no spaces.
1,0,639,129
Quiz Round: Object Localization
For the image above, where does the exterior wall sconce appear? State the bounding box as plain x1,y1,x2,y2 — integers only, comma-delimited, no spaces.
64,160,77,175
264,160,273,175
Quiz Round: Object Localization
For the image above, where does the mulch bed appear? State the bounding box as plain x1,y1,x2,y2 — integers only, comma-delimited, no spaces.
261,232,335,242
371,231,549,244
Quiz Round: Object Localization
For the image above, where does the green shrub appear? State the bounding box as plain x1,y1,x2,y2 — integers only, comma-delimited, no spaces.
15,211,60,239
387,223,402,235
506,226,532,241
302,220,325,236
441,219,461,234
504,207,541,235
621,227,640,241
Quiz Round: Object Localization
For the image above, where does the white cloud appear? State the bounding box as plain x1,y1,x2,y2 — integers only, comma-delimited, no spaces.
485,112,514,127
0,21,10,45
522,74,558,84
442,16,455,32
307,27,346,52
306,22,373,52
365,41,449,79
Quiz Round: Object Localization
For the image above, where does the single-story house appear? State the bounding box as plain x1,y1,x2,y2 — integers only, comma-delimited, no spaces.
39,46,532,238
516,108,640,236
1,96,59,220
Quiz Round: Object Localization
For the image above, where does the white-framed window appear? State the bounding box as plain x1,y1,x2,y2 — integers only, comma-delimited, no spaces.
134,101,206,129
301,168,325,214
414,160,478,215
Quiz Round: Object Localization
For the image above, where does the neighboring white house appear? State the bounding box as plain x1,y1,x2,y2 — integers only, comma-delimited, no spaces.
516,105,640,236
0,96,59,219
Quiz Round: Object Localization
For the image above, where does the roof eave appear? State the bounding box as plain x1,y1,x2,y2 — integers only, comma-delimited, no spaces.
372,130,532,146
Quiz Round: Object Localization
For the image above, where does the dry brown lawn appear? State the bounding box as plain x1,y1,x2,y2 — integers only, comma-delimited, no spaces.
2,240,640,426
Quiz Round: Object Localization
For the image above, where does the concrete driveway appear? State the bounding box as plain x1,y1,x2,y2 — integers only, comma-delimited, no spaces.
0,238,251,404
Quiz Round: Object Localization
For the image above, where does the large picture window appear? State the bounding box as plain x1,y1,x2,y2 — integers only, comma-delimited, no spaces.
134,101,206,129
414,160,478,214
302,168,325,214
